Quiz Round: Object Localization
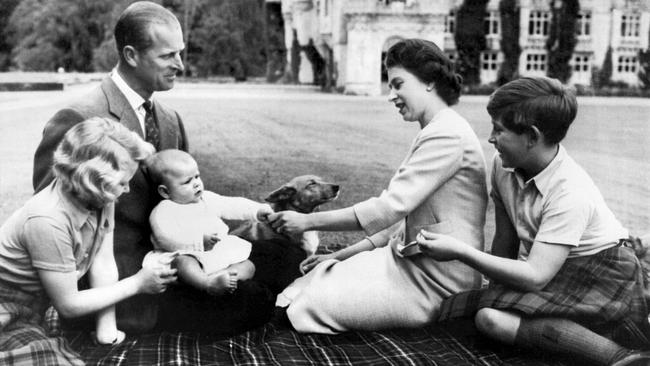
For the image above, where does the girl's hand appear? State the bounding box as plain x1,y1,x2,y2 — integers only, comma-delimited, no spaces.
299,253,335,274
135,267,177,294
267,211,310,236
416,230,467,261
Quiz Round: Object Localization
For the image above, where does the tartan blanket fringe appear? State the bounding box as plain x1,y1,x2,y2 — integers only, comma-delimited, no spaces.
67,320,571,366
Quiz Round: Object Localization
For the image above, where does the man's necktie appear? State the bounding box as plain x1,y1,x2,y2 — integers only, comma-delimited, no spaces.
142,100,160,150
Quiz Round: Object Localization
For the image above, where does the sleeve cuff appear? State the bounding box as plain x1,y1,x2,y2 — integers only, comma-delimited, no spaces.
31,261,76,272
353,197,395,235
365,229,391,248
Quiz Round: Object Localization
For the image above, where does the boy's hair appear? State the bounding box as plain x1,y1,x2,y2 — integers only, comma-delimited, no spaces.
487,76,577,144
146,149,196,187
53,117,154,208
384,38,463,106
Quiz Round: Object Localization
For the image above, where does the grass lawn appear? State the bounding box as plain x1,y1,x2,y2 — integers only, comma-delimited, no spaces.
1,82,649,250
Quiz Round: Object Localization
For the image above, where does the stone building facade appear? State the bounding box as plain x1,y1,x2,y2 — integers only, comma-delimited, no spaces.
272,0,650,95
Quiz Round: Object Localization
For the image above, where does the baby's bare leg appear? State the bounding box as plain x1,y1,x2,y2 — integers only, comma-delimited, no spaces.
229,260,256,281
174,255,209,289
174,255,236,295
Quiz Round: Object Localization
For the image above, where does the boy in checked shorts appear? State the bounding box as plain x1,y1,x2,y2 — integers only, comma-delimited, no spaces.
417,77,650,365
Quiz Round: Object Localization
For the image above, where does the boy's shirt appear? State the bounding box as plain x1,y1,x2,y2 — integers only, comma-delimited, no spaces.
490,145,627,259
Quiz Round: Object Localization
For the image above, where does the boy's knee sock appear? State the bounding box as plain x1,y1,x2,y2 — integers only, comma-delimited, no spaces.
515,317,628,365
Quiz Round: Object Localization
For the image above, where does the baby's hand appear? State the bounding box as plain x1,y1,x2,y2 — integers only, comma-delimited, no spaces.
256,204,274,223
203,233,220,251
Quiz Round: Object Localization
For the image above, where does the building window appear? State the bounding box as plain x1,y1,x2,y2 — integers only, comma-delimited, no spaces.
576,12,591,36
526,53,547,71
484,11,500,36
481,52,499,70
445,10,456,34
621,13,640,38
528,11,550,36
572,54,591,73
617,55,638,73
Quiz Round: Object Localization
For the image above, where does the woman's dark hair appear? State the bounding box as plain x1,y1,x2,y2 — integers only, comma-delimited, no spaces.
384,38,463,106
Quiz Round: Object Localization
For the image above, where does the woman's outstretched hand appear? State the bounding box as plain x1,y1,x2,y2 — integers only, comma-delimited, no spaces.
135,267,177,294
299,253,335,274
416,230,468,261
267,211,311,236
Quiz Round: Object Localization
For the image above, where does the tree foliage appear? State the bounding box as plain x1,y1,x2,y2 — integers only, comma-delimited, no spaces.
187,0,266,79
638,48,650,90
91,0,136,71
546,0,579,83
595,46,613,88
4,0,268,78
0,0,20,70
497,0,520,85
8,0,113,71
264,2,286,82
454,0,489,86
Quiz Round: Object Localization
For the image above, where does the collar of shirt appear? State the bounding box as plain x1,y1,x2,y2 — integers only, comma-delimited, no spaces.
110,70,153,134
53,180,93,231
508,144,566,197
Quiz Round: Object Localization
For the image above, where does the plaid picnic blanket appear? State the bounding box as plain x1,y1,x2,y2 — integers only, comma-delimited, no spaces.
0,283,84,366
67,317,573,366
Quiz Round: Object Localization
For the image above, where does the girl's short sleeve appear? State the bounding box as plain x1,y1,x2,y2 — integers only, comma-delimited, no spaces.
22,216,77,272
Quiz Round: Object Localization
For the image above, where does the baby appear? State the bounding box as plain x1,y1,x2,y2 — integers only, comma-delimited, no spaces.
143,149,272,295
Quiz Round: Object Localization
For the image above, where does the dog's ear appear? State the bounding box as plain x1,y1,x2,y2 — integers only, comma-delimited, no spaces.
265,186,296,203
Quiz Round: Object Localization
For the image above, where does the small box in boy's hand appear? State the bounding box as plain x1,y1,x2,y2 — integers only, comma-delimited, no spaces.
397,240,422,257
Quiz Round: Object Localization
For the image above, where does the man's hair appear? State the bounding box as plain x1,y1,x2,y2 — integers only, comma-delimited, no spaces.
114,1,179,58
487,77,577,145
384,38,463,106
146,149,195,187
53,117,154,208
